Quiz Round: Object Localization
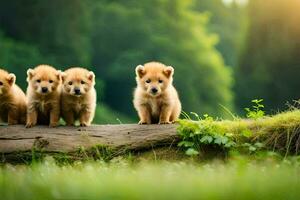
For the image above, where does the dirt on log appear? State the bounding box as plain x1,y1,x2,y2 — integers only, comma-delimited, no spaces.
0,125,179,155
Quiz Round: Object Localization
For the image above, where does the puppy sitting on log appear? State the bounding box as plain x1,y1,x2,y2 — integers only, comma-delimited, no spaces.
26,65,62,128
0,69,27,125
133,62,181,124
61,67,96,127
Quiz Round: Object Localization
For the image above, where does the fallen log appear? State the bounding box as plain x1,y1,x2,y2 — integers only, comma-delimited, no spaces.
0,124,178,154
1,110,300,163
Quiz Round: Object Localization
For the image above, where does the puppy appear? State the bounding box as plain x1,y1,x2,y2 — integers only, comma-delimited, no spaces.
61,67,96,126
133,62,181,124
0,69,26,125
26,65,62,128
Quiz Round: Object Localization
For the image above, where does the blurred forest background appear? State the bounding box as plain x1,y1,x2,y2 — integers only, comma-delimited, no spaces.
0,0,299,123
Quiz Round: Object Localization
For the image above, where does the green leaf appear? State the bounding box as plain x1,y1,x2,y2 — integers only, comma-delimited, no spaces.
200,136,213,143
178,141,186,147
254,142,264,148
225,141,236,148
242,143,251,147
221,137,229,144
214,136,222,145
185,148,199,156
178,141,194,147
249,146,257,152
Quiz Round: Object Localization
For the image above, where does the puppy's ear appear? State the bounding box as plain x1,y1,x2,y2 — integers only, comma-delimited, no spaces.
87,71,95,82
135,65,145,78
163,66,174,78
56,70,62,81
7,73,16,86
27,68,34,82
61,72,67,82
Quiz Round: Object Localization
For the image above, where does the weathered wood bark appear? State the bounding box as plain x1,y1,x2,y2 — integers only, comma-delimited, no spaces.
0,125,178,154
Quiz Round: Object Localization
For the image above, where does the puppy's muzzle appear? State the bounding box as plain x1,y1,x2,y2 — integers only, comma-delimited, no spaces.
41,87,48,93
74,88,81,95
151,87,158,94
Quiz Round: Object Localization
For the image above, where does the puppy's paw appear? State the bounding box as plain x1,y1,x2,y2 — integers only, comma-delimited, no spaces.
138,120,149,125
159,121,172,124
8,121,18,126
80,122,89,127
49,122,59,128
66,123,75,126
25,122,35,128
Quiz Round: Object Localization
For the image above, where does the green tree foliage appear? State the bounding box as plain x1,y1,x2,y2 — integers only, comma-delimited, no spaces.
0,0,91,67
0,32,50,89
193,0,245,67
235,0,300,112
91,0,233,117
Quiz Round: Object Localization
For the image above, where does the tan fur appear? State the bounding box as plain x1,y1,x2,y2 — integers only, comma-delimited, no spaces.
0,69,27,125
133,62,181,124
61,67,96,126
26,65,62,128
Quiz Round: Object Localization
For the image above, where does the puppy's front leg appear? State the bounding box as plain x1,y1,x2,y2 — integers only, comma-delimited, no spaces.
26,109,37,128
63,110,75,126
79,110,93,127
8,107,18,125
137,105,151,124
49,105,60,127
159,104,172,124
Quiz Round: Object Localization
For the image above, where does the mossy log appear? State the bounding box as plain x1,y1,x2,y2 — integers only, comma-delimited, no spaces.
1,111,300,163
0,124,178,155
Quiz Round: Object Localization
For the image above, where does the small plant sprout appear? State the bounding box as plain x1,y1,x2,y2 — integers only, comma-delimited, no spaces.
190,112,200,121
245,99,265,119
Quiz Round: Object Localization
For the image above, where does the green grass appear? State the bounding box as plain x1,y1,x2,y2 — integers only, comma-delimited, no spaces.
1,157,300,200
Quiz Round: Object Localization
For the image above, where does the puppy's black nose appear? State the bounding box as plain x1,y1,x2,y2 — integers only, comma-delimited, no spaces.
41,87,48,93
74,88,81,95
151,88,158,94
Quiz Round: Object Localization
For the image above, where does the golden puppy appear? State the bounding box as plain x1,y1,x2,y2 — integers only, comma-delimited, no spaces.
61,67,96,126
26,65,62,128
133,62,181,124
0,69,26,125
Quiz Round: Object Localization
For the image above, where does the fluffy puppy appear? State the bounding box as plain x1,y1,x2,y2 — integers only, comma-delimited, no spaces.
61,67,96,126
26,65,62,128
133,62,181,124
0,69,27,125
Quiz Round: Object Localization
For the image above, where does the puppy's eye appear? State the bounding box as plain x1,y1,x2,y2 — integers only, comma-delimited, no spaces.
146,79,151,83
68,81,73,85
36,79,41,83
0,81,3,85
49,80,53,83
81,80,85,84
158,79,163,83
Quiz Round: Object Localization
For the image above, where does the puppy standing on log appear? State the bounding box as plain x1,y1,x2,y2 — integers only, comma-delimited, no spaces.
26,65,62,128
61,67,96,126
0,69,27,125
133,62,181,124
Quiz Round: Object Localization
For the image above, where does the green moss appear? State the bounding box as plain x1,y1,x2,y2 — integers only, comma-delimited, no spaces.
178,110,300,155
